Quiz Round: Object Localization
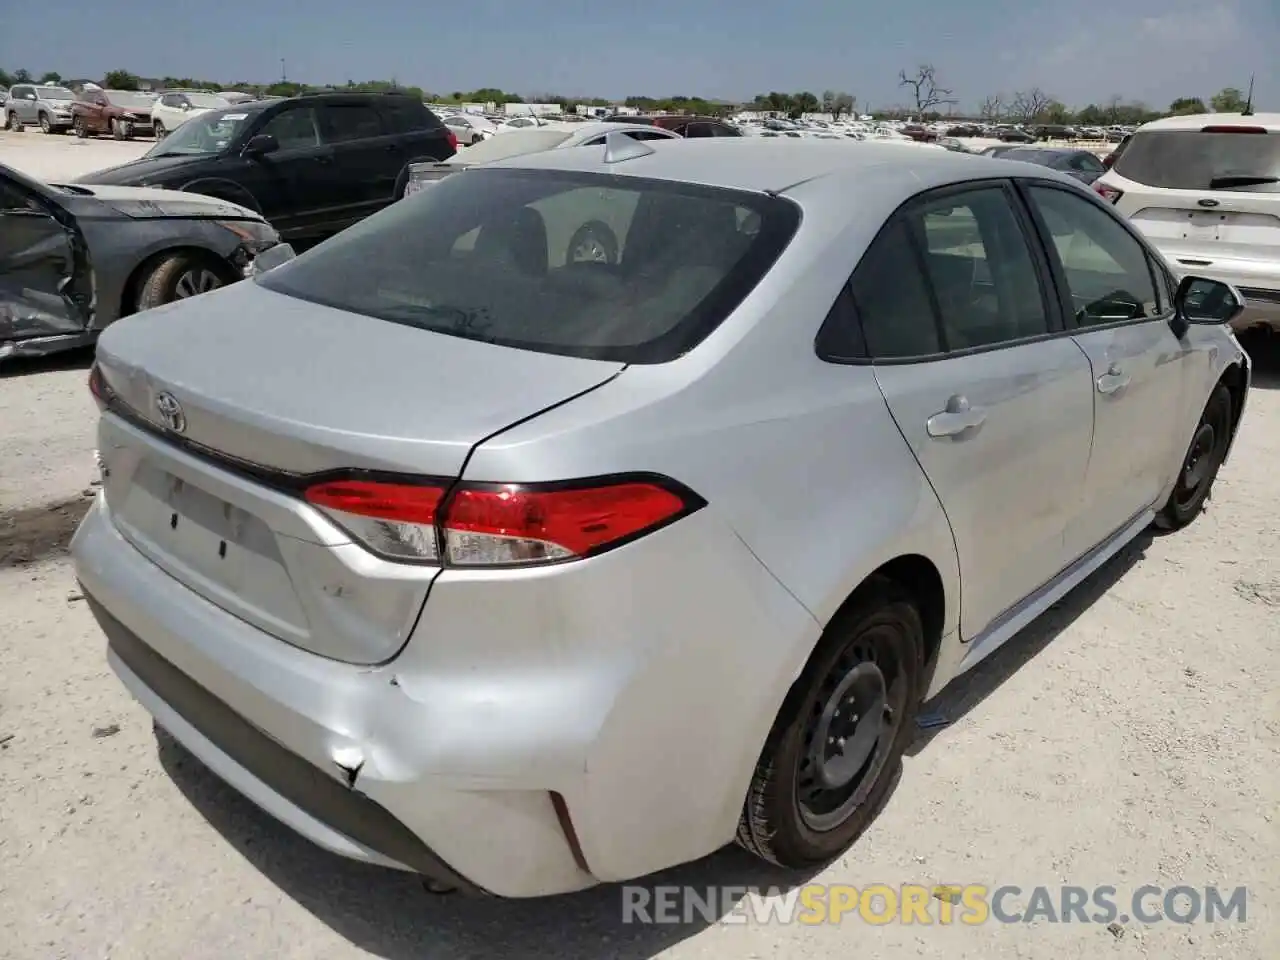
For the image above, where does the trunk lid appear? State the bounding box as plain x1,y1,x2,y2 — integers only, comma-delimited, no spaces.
93,279,623,663
95,278,624,478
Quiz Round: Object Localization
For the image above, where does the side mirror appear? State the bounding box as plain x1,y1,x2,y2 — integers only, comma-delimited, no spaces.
241,134,279,158
245,242,295,276
1173,275,1244,333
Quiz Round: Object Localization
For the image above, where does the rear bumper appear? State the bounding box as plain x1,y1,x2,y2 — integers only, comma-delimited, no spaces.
1163,254,1280,331
72,491,818,897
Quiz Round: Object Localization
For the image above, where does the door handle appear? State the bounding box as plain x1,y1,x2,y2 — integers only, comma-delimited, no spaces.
1095,363,1131,396
927,395,988,438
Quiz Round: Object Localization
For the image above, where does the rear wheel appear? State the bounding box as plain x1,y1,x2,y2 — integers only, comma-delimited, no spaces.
1155,385,1233,531
39,112,52,134
73,115,88,138
136,253,232,311
736,576,924,868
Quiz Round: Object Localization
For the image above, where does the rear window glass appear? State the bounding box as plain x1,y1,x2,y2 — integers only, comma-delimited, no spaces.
1114,130,1280,192
256,168,800,363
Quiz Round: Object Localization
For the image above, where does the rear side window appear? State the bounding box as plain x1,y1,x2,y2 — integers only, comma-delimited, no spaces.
381,98,438,134
256,168,800,363
849,219,942,358
1114,129,1280,192
322,103,384,142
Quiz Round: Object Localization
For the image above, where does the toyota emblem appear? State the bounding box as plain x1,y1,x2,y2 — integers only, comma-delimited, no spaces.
154,391,187,433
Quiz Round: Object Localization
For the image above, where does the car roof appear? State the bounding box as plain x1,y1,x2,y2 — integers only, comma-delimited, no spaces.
1136,112,1280,133
567,121,681,141
480,137,1039,196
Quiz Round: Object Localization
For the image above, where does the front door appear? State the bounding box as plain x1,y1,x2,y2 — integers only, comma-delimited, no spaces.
857,184,1094,640
238,104,340,241
1021,182,1188,560
0,177,89,342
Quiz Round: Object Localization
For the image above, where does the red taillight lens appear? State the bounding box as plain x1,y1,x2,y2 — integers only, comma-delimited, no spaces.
302,475,701,567
446,130,459,151
88,363,112,404
1093,182,1123,204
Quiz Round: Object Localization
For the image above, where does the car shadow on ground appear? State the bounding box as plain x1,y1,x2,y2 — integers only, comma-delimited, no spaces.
0,345,94,379
1239,330,1280,390
908,530,1151,755
0,494,93,567
157,722,863,958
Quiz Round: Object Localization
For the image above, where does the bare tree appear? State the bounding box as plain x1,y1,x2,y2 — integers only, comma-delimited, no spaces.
979,94,1004,122
1009,88,1051,124
897,64,957,115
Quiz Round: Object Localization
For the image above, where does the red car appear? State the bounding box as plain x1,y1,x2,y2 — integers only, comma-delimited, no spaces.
70,89,157,140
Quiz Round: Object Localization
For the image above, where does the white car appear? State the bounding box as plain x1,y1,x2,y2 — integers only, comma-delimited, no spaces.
442,113,497,145
151,92,230,139
1093,112,1280,332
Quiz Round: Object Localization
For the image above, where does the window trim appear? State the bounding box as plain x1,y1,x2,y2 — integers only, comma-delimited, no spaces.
815,177,1067,366
1014,177,1173,334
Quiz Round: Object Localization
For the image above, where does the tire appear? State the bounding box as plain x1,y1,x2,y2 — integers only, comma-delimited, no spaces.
6,111,22,132
566,220,619,265
39,112,52,134
153,119,166,139
737,576,924,868
111,117,132,140
73,115,88,138
1154,385,1233,531
136,252,232,311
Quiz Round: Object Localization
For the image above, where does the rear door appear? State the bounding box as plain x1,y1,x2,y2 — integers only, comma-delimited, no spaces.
11,86,36,123
1021,180,1187,560
860,182,1095,641
1108,125,1280,278
318,99,399,217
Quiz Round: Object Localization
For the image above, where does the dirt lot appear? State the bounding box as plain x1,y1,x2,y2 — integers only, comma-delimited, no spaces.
0,129,151,181
1,133,1278,959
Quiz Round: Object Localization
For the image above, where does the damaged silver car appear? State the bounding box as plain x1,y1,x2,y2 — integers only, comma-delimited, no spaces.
1,161,290,362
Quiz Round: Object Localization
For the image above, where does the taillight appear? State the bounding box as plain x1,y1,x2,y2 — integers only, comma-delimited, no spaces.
1093,182,1123,204
304,474,703,567
445,129,459,152
88,362,113,405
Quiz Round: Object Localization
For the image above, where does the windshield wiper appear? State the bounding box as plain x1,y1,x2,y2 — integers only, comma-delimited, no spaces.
1208,174,1280,189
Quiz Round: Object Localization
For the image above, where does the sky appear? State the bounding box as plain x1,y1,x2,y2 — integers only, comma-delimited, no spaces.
1,0,1276,112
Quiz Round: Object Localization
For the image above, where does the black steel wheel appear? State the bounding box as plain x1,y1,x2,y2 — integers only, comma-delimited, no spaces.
737,575,924,868
1155,384,1233,531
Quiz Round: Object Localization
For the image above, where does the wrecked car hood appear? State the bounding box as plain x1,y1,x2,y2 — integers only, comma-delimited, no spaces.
51,183,264,221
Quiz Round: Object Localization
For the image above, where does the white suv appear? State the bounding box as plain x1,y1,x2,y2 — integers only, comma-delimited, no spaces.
1093,112,1280,333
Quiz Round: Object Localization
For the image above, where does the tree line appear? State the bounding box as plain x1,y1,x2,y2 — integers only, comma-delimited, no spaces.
0,63,1257,126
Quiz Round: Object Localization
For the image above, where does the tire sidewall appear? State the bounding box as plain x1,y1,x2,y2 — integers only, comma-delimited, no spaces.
1161,386,1233,527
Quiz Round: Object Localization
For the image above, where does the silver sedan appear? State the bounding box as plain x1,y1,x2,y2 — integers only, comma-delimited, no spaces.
73,138,1250,898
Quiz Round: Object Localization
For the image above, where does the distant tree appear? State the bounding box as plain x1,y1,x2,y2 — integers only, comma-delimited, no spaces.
1010,88,1052,124
832,92,855,119
1169,97,1206,116
13,68,32,83
102,69,140,90
1042,100,1072,124
979,94,1004,122
1075,103,1105,125
897,64,956,115
38,71,62,84
1210,87,1247,113
790,91,820,119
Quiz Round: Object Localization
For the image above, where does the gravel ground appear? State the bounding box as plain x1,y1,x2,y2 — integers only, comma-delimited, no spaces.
2,134,1277,959
0,130,151,181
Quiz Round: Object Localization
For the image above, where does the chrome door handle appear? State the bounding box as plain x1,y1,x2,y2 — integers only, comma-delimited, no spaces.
927,395,987,438
1096,363,1131,395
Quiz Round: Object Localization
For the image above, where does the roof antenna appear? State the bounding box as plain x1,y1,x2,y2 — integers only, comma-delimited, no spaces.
1241,74,1255,117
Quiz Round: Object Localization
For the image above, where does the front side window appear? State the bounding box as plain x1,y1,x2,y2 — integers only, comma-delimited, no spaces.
256,168,800,363
1026,185,1160,325
912,188,1050,349
259,106,321,149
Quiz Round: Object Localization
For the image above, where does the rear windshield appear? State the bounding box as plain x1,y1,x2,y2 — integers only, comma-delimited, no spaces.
256,168,800,363
1115,130,1280,192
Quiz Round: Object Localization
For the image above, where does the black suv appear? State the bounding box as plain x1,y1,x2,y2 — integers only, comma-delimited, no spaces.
73,92,457,243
